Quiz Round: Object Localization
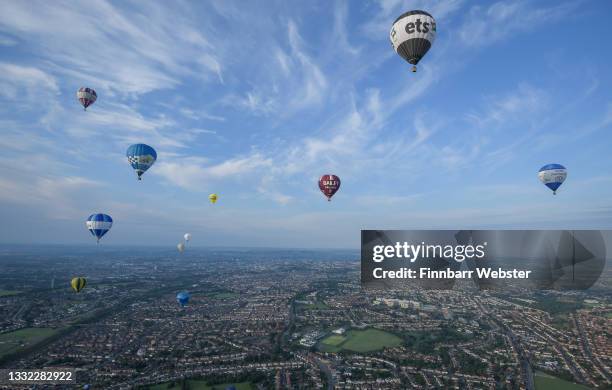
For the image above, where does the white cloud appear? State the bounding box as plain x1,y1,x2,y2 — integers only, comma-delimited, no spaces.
231,19,328,117
190,128,217,135
0,1,224,96
257,175,294,205
361,0,464,37
153,153,272,190
458,0,579,47
466,83,548,128
60,103,184,151
0,172,105,220
332,0,360,56
0,63,59,101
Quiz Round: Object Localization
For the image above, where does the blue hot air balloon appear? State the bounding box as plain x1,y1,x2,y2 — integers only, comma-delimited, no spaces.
538,164,567,195
86,213,113,243
126,144,157,180
176,291,190,307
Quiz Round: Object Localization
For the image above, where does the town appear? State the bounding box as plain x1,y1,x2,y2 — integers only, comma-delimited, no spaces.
0,246,609,389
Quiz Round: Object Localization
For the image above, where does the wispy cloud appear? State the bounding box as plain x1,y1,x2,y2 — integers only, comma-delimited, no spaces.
332,0,361,56
0,0,224,95
230,19,328,117
466,83,548,128
361,0,465,37
0,172,105,220
153,153,272,190
458,0,580,47
0,63,59,102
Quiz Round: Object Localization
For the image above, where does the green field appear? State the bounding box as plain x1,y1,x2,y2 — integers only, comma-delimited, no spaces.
551,313,570,330
535,371,589,390
322,334,346,346
0,290,21,297
319,328,402,353
0,328,60,357
148,380,253,390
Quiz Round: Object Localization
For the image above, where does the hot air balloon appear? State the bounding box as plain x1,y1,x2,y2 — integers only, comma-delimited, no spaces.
319,174,341,201
126,144,157,180
177,242,185,253
538,164,567,195
184,233,191,242
209,193,218,204
83,385,91,390
176,291,190,307
76,87,97,110
86,213,113,243
390,10,436,72
71,277,87,293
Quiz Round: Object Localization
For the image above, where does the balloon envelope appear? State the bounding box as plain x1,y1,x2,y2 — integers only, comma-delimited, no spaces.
209,193,218,204
126,144,157,180
86,213,113,243
319,174,341,201
177,242,185,253
76,87,97,110
71,277,86,293
390,10,436,71
184,233,191,242
538,164,567,194
176,291,190,306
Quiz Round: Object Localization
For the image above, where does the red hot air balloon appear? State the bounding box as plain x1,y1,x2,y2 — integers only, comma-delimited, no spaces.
319,174,341,201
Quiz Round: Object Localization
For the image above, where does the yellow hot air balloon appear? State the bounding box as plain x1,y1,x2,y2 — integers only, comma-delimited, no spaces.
71,277,87,293
209,193,218,204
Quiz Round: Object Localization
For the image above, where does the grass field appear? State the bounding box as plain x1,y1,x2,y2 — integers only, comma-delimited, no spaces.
550,313,570,330
0,290,21,297
322,334,346,346
534,371,589,390
319,328,402,353
148,380,253,390
0,328,60,357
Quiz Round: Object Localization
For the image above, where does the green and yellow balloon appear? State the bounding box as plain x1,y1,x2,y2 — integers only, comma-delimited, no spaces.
209,193,218,204
71,277,87,293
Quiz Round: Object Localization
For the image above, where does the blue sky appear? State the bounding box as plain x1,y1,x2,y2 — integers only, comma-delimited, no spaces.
0,0,611,248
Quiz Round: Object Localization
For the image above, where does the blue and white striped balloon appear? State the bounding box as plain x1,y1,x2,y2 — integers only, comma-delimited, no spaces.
126,144,157,180
86,213,113,243
538,164,567,195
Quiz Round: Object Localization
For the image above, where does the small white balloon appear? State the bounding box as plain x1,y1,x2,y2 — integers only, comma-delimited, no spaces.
184,233,192,242
177,242,185,253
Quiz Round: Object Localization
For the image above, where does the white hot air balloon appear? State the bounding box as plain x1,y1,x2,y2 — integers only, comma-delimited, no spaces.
390,10,436,72
177,242,185,253
184,233,192,242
